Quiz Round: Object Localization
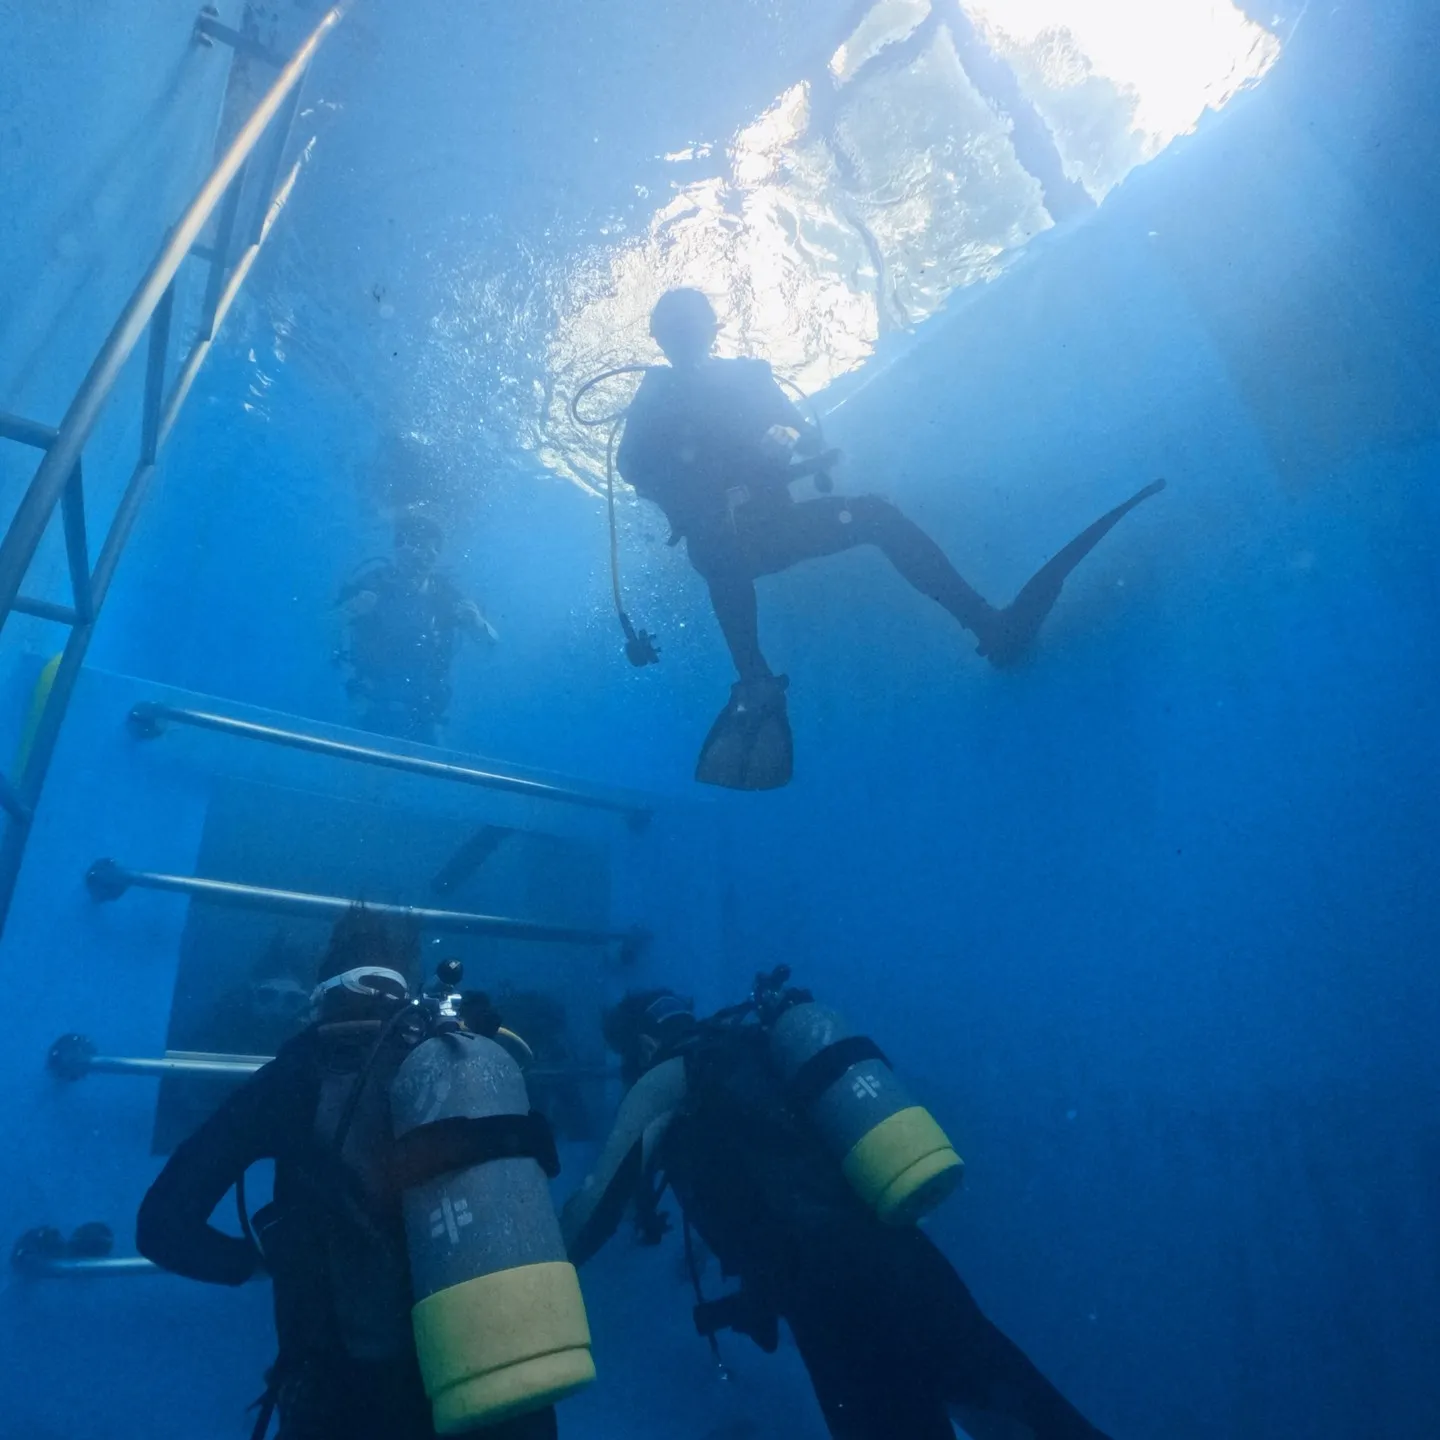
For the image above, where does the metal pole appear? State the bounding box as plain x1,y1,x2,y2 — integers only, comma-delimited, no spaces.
139,283,174,466
11,597,77,624
17,1255,161,1280
86,860,642,948
153,157,304,452
193,14,287,68
0,3,347,639
59,1045,619,1083
247,79,307,247
127,702,653,825
97,1052,264,1078
196,161,249,342
60,462,94,624
0,414,59,449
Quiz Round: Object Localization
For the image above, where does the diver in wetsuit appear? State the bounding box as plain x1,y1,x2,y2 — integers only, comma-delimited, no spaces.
337,511,497,745
136,909,560,1440
563,987,1114,1440
616,288,1162,789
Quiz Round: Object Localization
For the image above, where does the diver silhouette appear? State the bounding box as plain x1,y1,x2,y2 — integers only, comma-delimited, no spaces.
336,510,497,745
614,288,1163,791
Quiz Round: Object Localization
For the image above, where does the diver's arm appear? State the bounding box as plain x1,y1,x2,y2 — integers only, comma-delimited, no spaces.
747,359,822,454
455,598,499,644
338,589,379,618
136,1053,297,1285
560,1055,688,1266
336,565,387,617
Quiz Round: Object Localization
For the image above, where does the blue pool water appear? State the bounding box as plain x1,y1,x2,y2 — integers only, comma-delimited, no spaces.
1,2,1438,1437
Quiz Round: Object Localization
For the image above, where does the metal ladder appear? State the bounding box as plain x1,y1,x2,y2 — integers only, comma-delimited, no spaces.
0,5,350,934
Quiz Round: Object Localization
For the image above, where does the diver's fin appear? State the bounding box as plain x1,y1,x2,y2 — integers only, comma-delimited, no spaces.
695,675,793,791
979,477,1165,667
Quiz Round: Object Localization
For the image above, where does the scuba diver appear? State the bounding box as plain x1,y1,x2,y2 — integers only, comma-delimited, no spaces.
156,932,318,1153
137,907,594,1440
606,287,1163,790
562,972,1114,1440
337,510,498,745
195,932,316,1059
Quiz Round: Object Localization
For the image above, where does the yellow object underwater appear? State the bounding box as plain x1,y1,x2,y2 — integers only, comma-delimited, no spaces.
413,1260,595,1434
769,999,963,1226
842,1105,964,1226
14,653,61,777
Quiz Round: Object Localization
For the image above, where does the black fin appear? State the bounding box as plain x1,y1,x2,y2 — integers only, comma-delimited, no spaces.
981,478,1165,667
695,676,793,791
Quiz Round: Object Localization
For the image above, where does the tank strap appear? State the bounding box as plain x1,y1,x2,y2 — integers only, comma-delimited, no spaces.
786,1035,890,1111
391,1112,560,1189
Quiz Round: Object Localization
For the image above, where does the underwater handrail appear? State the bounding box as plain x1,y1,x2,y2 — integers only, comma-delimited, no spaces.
127,701,653,827
0,5,347,629
85,858,647,951
47,1034,620,1084
0,6,350,937
13,1253,162,1281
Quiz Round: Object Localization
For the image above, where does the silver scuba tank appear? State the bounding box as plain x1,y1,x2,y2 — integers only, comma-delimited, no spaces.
390,1030,594,1434
768,1000,963,1226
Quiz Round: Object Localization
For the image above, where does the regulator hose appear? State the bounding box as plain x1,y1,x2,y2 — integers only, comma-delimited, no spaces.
569,366,661,667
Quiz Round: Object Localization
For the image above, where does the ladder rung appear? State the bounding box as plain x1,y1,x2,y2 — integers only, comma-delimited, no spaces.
0,412,59,450
12,596,78,625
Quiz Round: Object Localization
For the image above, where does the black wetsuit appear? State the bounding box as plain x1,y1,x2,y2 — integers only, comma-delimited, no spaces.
339,565,470,742
137,1023,557,1440
617,358,996,681
570,1026,1110,1440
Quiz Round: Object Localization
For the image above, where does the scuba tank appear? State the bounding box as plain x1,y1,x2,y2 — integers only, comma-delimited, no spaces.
757,968,963,1226
388,979,595,1433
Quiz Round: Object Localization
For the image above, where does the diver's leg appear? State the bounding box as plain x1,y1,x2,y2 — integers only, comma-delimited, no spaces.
895,1238,1111,1440
746,496,1002,649
687,528,775,682
687,529,793,788
703,567,773,682
841,496,1000,638
750,482,1164,667
786,1308,957,1440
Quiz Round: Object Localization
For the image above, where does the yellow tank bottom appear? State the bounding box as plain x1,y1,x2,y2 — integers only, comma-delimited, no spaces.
412,1259,595,1433
842,1105,964,1225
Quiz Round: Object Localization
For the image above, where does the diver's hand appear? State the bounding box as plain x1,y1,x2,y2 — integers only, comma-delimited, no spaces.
456,600,499,642
786,448,842,483
340,589,379,618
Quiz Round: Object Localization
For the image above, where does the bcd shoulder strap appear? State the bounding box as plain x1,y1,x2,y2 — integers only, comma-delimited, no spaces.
785,1034,889,1112
389,1111,560,1191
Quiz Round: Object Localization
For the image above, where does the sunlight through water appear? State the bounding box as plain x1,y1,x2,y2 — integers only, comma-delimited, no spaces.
542,0,1281,492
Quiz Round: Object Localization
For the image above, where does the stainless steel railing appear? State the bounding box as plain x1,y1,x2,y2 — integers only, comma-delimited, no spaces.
47,1033,620,1085
0,5,350,934
85,858,648,952
128,701,653,827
